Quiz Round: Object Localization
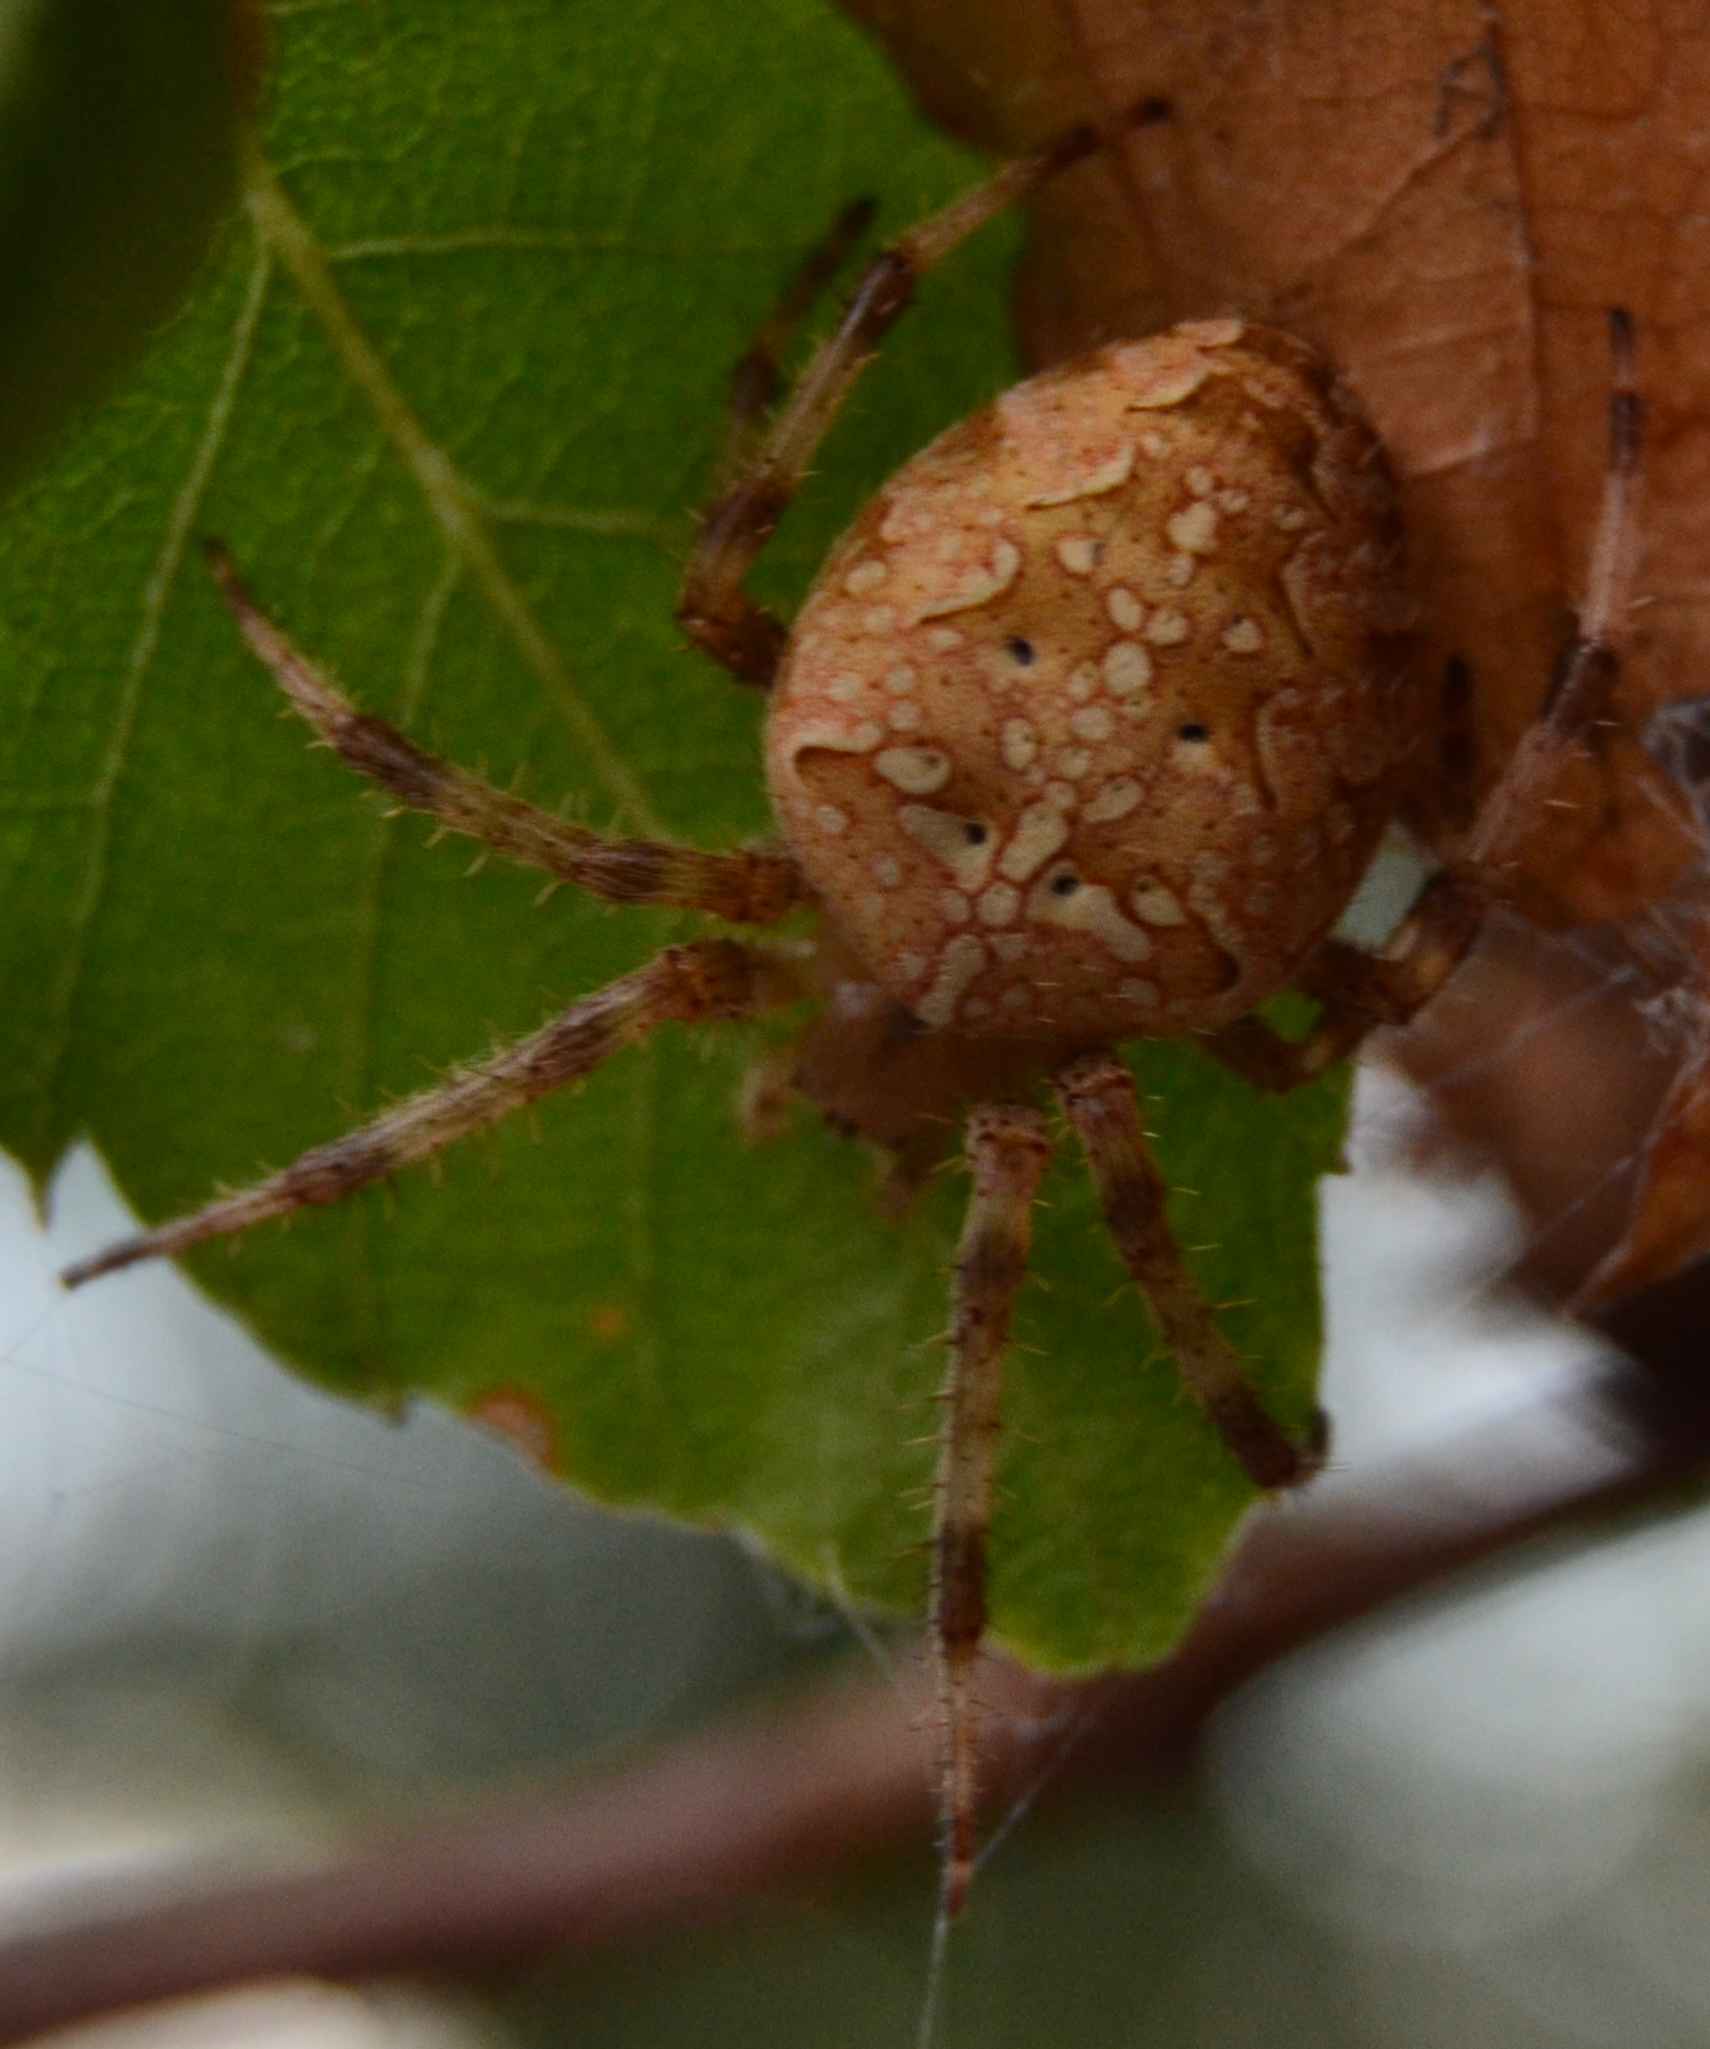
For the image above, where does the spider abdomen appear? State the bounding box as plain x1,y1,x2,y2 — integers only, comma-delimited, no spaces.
766,319,1422,1040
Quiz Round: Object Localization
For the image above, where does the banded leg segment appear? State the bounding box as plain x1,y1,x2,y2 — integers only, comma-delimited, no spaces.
1210,311,1643,1097
676,100,1168,687
1055,1054,1320,1491
1468,306,1641,878
1207,873,1486,1094
208,545,802,925
714,196,877,498
932,1103,1052,1921
62,941,798,1288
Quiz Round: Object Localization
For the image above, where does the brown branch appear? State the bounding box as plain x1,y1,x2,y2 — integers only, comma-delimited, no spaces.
1,1328,1707,2046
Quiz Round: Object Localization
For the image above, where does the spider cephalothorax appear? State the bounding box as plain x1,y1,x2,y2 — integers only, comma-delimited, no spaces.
64,103,1640,1921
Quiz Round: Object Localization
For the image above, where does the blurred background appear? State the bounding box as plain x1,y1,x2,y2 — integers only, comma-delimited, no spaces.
6,1054,1710,2049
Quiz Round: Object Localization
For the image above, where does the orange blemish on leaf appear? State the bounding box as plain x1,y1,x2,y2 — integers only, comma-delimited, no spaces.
466,1386,559,1473
588,1302,632,1343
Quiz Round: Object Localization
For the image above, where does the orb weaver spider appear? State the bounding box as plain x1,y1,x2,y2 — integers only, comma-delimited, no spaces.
63,99,1642,1919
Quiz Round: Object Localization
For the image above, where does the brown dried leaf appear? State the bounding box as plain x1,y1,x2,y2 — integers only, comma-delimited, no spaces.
843,0,1710,1310
840,0,1706,925
1581,923,1710,1305
1583,1053,1710,1302
1385,912,1683,1300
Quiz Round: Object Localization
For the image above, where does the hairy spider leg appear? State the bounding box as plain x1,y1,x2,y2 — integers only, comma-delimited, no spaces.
205,542,803,925
1206,307,1645,1096
932,1102,1052,1920
1054,1053,1321,1489
675,98,1171,688
932,1062,1319,1923
1203,874,1486,1094
712,195,878,505
61,940,799,1288
1468,305,1642,875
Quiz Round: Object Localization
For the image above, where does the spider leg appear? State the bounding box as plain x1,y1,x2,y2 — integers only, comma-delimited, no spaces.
712,196,877,499
206,544,803,925
932,1102,1052,1920
61,939,800,1288
1054,1052,1321,1490
1204,876,1484,1093
1467,305,1642,877
675,99,1170,689
1209,309,1645,1096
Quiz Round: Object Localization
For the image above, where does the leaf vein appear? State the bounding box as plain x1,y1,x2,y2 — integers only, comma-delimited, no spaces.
480,498,678,545
35,245,274,1151
324,230,774,264
243,148,666,837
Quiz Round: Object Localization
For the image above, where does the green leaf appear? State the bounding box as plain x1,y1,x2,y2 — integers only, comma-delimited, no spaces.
0,0,1345,1673
0,0,253,500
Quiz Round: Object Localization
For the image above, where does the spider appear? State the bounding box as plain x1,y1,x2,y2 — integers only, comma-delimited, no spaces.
63,101,1642,1919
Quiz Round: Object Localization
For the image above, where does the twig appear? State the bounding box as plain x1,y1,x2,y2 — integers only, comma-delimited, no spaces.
1,1329,1706,2045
